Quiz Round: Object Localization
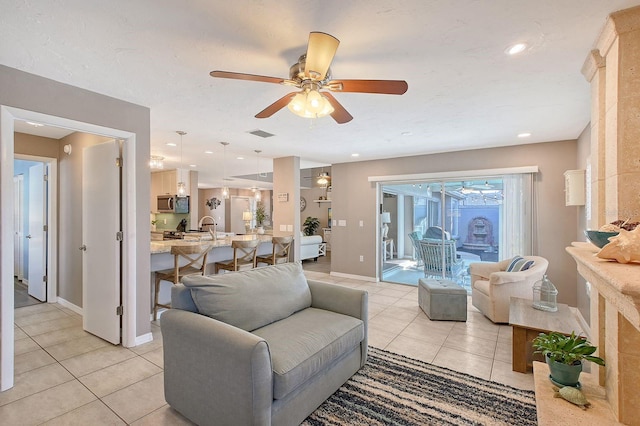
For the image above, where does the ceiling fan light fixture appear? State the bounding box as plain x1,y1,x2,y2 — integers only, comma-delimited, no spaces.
287,89,334,119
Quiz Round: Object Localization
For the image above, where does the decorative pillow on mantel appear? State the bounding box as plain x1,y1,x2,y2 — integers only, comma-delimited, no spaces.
505,256,535,272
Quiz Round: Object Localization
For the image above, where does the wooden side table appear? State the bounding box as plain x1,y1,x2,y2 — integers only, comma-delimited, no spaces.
508,297,583,373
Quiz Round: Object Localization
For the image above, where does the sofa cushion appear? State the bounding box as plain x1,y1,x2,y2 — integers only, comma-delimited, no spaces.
252,307,364,400
183,262,311,331
506,256,535,272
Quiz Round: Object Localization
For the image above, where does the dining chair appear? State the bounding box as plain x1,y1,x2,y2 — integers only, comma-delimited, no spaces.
214,239,260,274
154,243,212,320
256,235,293,266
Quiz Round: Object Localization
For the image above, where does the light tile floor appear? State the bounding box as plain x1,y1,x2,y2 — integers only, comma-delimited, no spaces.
3,269,533,425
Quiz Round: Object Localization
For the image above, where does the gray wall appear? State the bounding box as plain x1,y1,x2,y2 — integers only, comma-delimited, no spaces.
1,64,151,339
331,140,581,306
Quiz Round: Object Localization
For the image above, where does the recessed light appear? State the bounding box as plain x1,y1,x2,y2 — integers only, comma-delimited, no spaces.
189,164,197,168
506,43,528,55
166,142,177,147
236,156,244,160
351,153,360,157
204,150,213,154
26,121,44,127
517,132,532,138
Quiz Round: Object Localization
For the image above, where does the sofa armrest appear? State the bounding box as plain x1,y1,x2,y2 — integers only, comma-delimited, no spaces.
161,309,272,426
469,262,500,281
307,280,368,365
489,271,531,285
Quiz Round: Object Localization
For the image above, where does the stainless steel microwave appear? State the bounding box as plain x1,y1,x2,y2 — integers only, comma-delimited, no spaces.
157,195,189,213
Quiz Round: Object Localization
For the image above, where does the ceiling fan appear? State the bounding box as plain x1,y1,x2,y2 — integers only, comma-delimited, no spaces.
210,32,408,124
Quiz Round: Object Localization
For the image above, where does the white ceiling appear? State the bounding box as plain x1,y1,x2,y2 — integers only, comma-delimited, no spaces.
2,1,638,188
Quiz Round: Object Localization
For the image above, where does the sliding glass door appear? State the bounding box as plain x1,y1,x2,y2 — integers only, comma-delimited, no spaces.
381,175,531,290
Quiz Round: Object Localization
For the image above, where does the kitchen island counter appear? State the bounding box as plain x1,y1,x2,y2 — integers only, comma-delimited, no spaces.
150,234,272,255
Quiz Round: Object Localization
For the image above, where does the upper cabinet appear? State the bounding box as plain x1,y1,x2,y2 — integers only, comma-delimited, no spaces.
151,169,190,212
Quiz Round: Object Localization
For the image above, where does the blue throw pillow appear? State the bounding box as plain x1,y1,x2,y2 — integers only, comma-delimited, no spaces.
506,256,535,272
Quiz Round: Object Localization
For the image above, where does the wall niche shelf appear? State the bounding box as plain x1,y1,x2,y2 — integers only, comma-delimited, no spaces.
313,199,331,206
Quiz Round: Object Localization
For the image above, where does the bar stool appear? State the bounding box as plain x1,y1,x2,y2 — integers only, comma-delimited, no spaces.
256,235,293,266
154,243,212,321
215,239,259,273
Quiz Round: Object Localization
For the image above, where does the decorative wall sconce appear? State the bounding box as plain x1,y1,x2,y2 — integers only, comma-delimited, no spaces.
63,144,72,155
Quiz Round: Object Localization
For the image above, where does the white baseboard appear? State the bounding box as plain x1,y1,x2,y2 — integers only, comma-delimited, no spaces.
56,297,83,316
135,332,153,346
329,271,378,282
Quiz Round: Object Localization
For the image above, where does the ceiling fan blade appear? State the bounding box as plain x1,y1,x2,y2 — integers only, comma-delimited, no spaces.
322,92,353,124
304,32,340,81
210,70,284,85
327,79,408,95
255,93,297,118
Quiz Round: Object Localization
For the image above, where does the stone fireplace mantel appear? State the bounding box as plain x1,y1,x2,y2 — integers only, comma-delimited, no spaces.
567,242,640,424
567,242,640,331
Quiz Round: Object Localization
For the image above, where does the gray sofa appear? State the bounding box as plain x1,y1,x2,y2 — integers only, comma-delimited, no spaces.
161,262,368,426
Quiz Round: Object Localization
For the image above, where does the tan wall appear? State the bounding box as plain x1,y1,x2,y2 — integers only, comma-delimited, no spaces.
57,132,111,306
301,187,331,231
14,132,59,158
0,64,151,339
331,140,581,305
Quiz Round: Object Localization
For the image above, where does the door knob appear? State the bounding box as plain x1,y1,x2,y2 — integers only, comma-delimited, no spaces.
79,245,87,251
26,235,32,239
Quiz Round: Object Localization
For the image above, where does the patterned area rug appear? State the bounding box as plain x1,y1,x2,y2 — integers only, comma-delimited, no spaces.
303,347,537,426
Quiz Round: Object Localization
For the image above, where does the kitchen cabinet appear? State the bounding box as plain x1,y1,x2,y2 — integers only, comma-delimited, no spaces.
151,169,190,212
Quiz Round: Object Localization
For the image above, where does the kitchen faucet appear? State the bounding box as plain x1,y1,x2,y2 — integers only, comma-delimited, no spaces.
198,216,218,241
198,215,216,231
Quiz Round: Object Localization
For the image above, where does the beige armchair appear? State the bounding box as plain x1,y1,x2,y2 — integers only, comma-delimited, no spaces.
470,256,549,323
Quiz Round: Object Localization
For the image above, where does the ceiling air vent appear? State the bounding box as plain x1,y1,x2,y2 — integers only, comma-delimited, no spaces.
248,129,275,138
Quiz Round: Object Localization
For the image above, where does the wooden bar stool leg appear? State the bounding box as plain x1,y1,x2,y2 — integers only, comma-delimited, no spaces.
154,275,162,321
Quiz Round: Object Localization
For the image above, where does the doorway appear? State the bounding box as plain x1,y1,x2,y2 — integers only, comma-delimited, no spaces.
378,172,534,289
1,106,140,391
13,158,53,308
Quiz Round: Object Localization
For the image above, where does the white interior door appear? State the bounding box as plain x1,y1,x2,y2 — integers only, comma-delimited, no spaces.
13,175,24,280
27,163,46,301
82,140,120,344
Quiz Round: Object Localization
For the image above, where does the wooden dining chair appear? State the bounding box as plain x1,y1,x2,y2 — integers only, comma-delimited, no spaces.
153,243,212,321
214,239,260,274
256,235,293,266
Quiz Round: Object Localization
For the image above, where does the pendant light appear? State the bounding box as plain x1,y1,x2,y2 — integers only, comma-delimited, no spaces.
254,149,262,201
149,155,164,170
220,142,230,199
176,131,187,196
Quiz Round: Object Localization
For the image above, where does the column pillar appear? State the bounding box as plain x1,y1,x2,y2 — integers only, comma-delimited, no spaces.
272,156,301,260
581,50,606,229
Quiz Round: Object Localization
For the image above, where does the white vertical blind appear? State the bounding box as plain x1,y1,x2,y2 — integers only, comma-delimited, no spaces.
500,173,535,258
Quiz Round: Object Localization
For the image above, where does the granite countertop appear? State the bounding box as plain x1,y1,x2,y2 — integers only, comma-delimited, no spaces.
150,234,273,254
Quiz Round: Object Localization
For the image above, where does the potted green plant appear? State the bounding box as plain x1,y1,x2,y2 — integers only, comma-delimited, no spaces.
255,202,267,234
303,217,320,236
532,331,605,387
